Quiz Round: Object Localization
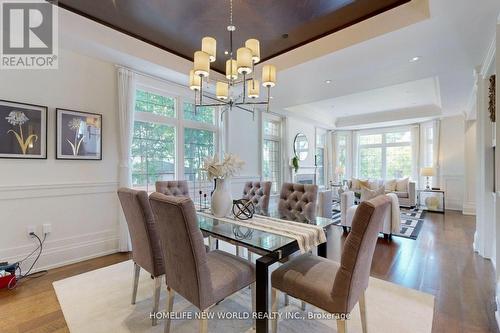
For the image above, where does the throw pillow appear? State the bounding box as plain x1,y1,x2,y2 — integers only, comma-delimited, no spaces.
385,179,397,192
360,186,385,202
396,177,409,192
368,180,380,190
351,178,360,190
359,179,370,189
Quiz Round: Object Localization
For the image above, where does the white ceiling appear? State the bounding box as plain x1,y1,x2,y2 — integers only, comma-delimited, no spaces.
271,0,500,127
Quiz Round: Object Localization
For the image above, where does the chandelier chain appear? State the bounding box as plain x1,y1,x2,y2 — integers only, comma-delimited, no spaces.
229,0,233,26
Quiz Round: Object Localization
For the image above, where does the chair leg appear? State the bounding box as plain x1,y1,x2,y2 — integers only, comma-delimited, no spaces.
164,287,175,333
359,291,367,333
236,245,241,257
301,301,306,311
199,309,209,333
336,319,347,333
152,276,162,326
247,249,252,262
131,262,140,305
250,283,256,329
284,294,289,306
271,288,279,333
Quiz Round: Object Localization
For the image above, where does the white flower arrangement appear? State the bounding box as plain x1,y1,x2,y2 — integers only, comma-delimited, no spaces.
5,110,37,155
202,153,245,180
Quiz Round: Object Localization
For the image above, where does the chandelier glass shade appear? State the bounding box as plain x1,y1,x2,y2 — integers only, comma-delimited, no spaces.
188,0,277,118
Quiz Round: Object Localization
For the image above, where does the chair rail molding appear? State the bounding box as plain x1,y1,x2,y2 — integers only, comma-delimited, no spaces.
0,181,119,200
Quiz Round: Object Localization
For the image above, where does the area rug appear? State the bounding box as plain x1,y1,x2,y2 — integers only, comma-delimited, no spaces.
331,207,424,240
53,259,434,333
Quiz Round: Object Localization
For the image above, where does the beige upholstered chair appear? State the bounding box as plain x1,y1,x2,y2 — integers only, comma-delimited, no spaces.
242,181,272,214
117,188,164,326
271,195,391,333
149,193,256,333
278,183,319,222
155,180,190,197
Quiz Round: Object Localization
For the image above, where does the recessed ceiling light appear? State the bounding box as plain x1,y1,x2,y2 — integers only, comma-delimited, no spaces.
409,56,421,63
325,80,332,84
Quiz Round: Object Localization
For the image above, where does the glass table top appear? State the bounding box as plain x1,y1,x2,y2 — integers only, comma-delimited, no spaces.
197,209,334,254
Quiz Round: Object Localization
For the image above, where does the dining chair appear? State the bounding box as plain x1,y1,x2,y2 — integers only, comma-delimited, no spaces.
117,188,165,326
278,183,319,222
242,181,272,214
155,180,190,197
270,195,391,333
149,193,256,333
276,182,318,308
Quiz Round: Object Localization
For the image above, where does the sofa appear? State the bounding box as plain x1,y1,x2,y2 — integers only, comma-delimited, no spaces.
347,178,416,208
340,191,401,239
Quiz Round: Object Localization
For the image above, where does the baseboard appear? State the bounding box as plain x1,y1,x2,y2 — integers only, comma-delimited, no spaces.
462,201,476,215
0,230,119,273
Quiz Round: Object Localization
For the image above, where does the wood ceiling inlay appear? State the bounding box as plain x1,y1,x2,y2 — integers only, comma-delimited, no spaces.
56,0,410,72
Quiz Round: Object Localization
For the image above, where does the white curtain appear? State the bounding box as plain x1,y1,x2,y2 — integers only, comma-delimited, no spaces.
410,125,420,184
325,131,335,184
117,67,136,252
432,120,441,187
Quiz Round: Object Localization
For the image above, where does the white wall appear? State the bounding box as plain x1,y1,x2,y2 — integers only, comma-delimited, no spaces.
463,120,477,215
225,110,261,197
287,116,317,181
0,48,119,271
439,115,466,211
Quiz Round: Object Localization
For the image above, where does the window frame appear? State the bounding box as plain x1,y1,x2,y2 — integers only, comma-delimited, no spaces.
262,113,283,194
355,126,412,180
132,77,219,192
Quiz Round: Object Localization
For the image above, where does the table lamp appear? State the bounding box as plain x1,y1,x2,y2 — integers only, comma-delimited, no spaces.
420,167,435,190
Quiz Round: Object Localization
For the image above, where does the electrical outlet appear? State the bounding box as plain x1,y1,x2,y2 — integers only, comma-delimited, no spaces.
42,223,51,235
27,225,36,237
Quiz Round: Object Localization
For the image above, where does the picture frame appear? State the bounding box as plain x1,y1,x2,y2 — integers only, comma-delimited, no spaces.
0,99,47,159
56,108,102,160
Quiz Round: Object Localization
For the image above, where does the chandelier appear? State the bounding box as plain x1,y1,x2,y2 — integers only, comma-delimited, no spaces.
188,0,277,118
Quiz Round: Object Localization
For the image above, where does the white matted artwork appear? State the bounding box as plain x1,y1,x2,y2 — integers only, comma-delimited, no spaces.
56,108,102,160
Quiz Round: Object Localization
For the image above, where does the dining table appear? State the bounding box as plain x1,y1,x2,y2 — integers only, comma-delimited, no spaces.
197,209,334,333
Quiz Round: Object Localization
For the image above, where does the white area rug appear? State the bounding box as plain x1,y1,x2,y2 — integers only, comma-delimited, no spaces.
53,257,434,333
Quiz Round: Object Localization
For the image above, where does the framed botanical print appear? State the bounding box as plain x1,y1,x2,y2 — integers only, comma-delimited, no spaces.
0,99,47,159
56,108,102,160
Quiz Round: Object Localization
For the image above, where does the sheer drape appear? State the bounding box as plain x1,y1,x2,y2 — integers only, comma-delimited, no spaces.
117,67,136,252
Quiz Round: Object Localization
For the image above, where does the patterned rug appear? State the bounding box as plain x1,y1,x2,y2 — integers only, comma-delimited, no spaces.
330,207,424,240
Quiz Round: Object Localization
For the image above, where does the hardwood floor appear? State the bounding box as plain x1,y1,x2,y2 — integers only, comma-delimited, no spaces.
0,211,496,333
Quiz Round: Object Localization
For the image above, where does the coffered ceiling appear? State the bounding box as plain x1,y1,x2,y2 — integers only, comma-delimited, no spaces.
56,0,410,73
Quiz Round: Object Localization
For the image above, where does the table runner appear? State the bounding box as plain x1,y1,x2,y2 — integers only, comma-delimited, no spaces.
197,211,326,253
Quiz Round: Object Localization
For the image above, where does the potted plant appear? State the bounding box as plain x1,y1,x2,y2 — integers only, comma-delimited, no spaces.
291,156,299,173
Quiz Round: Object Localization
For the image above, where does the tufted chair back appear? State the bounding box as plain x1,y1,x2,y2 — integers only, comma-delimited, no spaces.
242,181,272,213
155,181,190,197
278,183,318,221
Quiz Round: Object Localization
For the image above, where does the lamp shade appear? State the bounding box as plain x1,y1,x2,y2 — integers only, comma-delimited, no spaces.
236,47,253,74
262,64,277,87
248,79,260,98
225,59,238,80
194,51,210,77
245,39,260,63
201,37,216,62
189,69,201,91
420,167,435,177
216,82,229,100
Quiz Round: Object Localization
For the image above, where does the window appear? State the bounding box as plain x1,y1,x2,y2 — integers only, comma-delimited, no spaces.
357,128,412,180
184,127,215,181
315,130,326,187
335,133,349,182
263,117,282,193
423,126,434,167
131,85,218,193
